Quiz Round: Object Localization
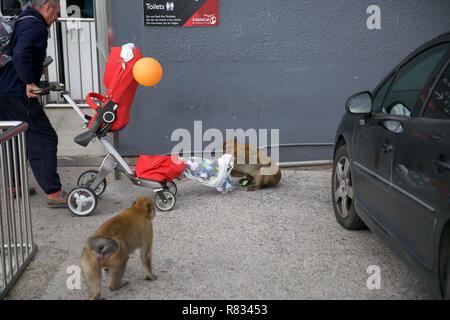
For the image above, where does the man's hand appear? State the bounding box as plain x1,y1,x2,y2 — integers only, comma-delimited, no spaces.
26,83,40,98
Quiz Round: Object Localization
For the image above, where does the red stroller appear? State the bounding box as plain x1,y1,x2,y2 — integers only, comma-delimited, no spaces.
34,44,185,216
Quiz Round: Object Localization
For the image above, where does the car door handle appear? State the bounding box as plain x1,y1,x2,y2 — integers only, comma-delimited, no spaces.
432,160,450,172
382,143,394,153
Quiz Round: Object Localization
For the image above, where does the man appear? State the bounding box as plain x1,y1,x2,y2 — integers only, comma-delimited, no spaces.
0,0,67,207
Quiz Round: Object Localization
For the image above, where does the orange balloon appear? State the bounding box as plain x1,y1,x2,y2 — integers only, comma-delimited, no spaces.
133,57,163,86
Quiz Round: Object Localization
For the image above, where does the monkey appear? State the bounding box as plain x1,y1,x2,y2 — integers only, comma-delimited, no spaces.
223,138,281,191
80,198,157,300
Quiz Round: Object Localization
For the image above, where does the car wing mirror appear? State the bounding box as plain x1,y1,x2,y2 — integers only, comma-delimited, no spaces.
346,91,373,115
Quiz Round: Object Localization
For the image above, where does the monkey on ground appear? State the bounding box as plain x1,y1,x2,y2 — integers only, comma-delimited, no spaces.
223,138,281,191
81,198,157,300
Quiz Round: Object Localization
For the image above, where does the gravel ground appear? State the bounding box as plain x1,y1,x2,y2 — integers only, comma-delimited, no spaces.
3,168,436,300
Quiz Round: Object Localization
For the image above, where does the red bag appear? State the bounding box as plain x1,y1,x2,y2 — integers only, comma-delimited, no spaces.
135,155,186,182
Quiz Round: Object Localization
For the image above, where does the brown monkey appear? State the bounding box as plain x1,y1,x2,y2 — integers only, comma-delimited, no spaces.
224,138,281,191
80,198,157,300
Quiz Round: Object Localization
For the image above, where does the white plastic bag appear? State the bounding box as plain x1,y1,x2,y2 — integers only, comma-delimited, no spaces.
182,154,234,192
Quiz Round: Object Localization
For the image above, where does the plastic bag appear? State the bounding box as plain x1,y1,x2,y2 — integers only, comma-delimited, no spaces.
182,154,234,193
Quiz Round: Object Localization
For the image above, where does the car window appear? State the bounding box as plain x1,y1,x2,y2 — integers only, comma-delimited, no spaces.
423,64,450,119
373,74,394,113
381,43,450,117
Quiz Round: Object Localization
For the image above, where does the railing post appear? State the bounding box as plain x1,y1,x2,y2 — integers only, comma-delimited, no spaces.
0,122,38,299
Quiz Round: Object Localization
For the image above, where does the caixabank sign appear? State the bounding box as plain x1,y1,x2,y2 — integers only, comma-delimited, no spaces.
143,0,219,27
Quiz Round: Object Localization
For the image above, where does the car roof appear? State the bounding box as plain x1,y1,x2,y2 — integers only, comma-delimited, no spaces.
435,32,450,41
396,32,450,71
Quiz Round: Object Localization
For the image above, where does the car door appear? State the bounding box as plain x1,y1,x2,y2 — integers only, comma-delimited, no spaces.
391,57,450,270
351,72,399,224
351,42,450,236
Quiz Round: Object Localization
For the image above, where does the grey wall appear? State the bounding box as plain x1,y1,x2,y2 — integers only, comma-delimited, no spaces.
111,0,450,162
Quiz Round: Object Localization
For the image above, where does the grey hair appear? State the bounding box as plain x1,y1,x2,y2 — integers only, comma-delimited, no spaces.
31,0,59,8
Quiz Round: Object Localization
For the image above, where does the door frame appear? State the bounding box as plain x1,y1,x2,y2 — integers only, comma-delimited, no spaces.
43,0,112,107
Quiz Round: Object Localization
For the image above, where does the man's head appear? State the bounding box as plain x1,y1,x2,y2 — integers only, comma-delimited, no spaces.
31,0,60,26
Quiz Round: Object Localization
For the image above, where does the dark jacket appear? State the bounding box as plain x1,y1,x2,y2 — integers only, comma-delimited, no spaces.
0,6,49,97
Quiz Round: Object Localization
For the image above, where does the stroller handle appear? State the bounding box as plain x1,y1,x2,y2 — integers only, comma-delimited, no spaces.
31,81,65,96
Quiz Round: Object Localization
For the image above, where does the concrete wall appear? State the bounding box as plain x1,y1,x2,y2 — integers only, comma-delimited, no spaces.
111,0,450,162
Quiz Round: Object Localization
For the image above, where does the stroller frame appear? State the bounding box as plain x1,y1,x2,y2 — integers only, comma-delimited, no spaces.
59,90,177,216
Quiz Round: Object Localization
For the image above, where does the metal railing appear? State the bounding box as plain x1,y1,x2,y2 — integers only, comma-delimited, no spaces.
0,122,37,299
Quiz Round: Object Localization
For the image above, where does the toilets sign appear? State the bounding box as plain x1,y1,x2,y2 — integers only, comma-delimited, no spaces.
144,0,219,27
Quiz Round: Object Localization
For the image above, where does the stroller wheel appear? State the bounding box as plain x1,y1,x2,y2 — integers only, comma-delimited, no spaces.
67,187,98,217
155,190,176,212
78,170,107,197
164,181,177,195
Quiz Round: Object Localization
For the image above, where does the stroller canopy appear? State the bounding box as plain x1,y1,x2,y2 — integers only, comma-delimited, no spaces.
86,44,143,131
